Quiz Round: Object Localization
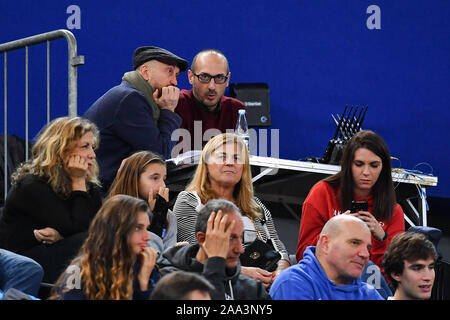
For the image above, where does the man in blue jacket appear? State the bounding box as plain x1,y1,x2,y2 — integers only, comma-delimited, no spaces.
270,214,383,300
84,46,188,192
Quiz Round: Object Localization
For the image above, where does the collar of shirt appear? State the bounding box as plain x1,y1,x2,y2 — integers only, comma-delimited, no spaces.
193,94,222,115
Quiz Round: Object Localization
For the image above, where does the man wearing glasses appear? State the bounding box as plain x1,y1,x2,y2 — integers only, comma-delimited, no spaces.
175,49,246,151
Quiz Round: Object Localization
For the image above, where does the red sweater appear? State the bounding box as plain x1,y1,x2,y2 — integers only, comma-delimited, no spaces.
295,181,405,273
175,89,245,150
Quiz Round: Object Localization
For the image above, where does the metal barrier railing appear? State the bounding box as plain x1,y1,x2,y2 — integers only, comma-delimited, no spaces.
0,29,84,201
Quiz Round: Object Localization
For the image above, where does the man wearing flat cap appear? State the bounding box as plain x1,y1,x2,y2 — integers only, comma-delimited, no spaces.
84,46,188,193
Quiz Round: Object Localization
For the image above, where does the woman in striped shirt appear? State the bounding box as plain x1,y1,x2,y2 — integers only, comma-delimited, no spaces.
173,133,290,288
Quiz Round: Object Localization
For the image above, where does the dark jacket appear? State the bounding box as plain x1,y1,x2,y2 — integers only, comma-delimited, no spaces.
83,81,182,191
160,243,271,300
0,174,102,253
176,89,245,150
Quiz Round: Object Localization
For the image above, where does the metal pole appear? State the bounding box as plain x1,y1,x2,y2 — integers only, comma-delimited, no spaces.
3,52,7,199
25,46,29,160
0,29,84,117
63,30,84,117
0,29,84,197
47,41,50,124
421,187,428,226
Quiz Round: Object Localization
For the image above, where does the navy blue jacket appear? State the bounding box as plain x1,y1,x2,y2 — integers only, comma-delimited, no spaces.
84,81,181,191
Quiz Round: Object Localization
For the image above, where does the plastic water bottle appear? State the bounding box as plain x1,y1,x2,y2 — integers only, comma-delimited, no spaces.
235,109,250,148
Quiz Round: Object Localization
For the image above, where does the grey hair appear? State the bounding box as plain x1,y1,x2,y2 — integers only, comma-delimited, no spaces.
195,199,241,234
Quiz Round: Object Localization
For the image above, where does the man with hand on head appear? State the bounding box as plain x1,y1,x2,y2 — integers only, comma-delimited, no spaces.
270,214,383,300
159,199,270,300
175,49,245,151
84,46,188,192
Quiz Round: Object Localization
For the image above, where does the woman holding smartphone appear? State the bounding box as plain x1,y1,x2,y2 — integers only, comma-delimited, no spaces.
295,130,405,273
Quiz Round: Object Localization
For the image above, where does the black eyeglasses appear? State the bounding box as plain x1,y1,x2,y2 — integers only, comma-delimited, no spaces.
192,72,229,84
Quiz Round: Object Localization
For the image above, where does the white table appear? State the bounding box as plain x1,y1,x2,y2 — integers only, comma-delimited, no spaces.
249,155,437,227
166,154,438,227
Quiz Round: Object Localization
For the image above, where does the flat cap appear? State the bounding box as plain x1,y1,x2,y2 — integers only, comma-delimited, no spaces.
133,46,189,71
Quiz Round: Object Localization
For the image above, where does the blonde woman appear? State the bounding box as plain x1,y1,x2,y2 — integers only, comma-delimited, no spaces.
0,117,103,283
50,195,160,300
173,133,290,288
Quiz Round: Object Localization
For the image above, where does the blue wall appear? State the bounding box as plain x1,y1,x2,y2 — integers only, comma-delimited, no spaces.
1,0,449,198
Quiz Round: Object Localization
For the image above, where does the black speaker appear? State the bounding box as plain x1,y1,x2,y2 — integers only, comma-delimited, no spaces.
229,83,271,127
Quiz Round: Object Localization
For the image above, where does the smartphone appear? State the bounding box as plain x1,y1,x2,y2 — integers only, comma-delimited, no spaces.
351,200,368,213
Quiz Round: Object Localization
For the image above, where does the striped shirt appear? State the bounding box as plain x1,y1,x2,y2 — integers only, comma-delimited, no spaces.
173,190,289,261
